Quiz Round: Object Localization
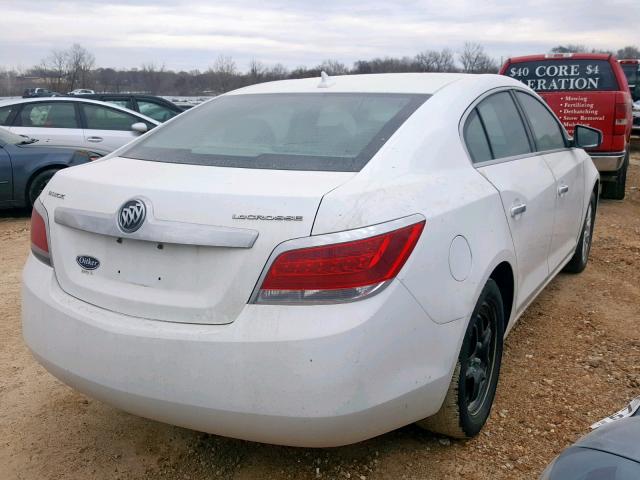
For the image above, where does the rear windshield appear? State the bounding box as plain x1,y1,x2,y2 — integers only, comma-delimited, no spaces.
121,93,429,172
505,59,618,92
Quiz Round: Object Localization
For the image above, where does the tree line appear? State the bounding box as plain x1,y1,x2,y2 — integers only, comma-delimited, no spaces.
1,42,638,97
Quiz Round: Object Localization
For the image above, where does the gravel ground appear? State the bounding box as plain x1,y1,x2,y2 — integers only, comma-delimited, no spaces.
1,147,639,480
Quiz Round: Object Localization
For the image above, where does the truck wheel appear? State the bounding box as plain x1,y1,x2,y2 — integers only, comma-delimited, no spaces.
417,279,504,439
564,192,596,274
27,168,60,207
601,151,628,200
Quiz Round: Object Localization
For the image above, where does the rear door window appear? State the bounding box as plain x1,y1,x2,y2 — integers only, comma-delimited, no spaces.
515,92,566,151
121,93,429,172
82,103,146,131
463,109,492,163
476,92,532,159
505,59,618,92
15,102,79,128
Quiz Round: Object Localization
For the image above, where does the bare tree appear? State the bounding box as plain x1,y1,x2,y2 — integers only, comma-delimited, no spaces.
39,44,95,92
141,63,166,94
265,63,288,80
551,44,612,55
248,59,265,80
551,44,589,54
617,45,640,59
415,49,457,72
459,42,498,73
318,59,349,75
41,49,68,91
208,55,237,93
66,43,95,90
352,56,419,74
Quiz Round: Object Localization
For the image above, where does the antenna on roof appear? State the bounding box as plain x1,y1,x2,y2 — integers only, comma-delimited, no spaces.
317,71,335,88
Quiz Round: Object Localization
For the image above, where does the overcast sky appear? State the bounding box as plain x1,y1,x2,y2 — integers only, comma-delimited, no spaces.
1,0,638,71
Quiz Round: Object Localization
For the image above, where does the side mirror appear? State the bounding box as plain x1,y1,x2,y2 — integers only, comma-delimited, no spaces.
573,125,602,149
131,122,148,134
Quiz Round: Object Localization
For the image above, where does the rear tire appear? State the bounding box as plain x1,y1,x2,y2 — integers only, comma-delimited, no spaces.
563,192,596,274
601,151,628,200
27,168,60,207
417,279,504,438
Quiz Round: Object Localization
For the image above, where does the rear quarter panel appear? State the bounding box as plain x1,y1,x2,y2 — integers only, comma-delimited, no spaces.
313,77,518,326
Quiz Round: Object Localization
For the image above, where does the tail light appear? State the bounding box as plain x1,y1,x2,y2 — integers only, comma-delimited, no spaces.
31,200,51,266
614,102,630,135
252,217,425,304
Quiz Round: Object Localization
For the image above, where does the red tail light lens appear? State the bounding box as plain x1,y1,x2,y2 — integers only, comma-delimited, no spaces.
31,202,51,265
255,220,425,304
614,101,630,135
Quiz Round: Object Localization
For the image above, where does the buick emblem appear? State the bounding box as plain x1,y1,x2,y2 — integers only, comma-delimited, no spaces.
118,199,146,233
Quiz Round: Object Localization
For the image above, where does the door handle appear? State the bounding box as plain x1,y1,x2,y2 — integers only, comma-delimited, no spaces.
558,184,569,196
510,202,527,217
87,136,103,143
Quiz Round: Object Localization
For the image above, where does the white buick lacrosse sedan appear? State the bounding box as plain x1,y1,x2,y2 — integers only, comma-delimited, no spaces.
22,73,600,447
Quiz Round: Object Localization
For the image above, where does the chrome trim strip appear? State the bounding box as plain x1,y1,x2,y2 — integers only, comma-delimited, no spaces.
588,151,626,158
248,213,426,304
54,205,259,248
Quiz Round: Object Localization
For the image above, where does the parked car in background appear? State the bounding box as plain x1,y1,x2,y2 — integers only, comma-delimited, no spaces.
541,397,640,479
0,127,92,208
22,88,59,98
619,59,640,101
0,97,159,156
67,89,95,96
501,53,633,199
76,94,184,122
23,72,599,447
633,100,640,133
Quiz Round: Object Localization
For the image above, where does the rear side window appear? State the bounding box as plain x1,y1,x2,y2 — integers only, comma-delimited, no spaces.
137,100,178,122
463,109,492,163
0,105,17,126
121,93,429,172
476,92,532,159
82,104,143,131
515,92,566,151
16,102,79,128
505,59,618,92
621,63,638,87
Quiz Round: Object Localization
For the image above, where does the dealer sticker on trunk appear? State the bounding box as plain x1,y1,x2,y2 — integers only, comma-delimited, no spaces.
76,255,101,271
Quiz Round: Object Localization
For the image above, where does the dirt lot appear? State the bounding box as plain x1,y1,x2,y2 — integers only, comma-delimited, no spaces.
1,149,640,480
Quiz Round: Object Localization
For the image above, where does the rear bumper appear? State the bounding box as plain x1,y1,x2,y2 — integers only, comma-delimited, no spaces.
22,254,465,447
590,151,626,173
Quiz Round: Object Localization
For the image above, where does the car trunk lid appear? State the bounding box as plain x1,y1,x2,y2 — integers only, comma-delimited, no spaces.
47,156,353,324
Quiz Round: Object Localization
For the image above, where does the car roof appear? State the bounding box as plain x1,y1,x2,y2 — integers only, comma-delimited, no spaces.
0,96,160,124
227,72,486,95
84,93,175,102
506,53,614,63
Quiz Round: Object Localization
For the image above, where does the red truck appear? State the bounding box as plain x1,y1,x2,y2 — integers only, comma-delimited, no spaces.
500,53,633,199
